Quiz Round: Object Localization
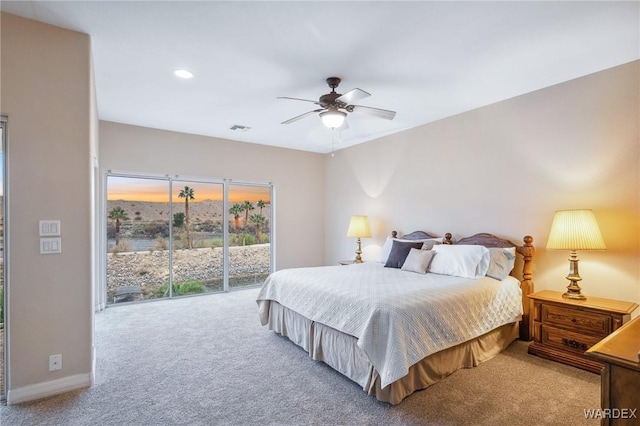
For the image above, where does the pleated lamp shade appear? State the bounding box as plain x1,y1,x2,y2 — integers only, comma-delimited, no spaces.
346,215,371,238
546,209,606,251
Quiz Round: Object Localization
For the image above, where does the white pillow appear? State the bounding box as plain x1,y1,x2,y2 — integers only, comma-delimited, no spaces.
401,248,436,274
378,236,441,263
429,245,491,279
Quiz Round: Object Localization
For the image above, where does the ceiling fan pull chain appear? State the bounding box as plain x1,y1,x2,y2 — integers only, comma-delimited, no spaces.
331,128,338,157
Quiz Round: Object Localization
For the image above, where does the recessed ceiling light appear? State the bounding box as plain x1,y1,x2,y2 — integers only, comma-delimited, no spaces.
174,69,193,79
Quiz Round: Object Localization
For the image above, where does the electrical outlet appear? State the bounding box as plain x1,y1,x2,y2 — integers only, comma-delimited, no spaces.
49,354,62,371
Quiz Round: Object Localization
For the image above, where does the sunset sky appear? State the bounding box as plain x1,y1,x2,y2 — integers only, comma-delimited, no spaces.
107,176,270,204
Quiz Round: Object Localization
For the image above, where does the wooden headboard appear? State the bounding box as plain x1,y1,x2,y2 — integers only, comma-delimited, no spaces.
451,233,535,341
390,230,438,240
393,231,535,341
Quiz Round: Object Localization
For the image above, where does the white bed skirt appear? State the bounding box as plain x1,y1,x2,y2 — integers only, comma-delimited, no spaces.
265,300,519,404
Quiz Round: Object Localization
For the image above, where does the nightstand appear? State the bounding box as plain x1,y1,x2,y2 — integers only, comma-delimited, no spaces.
528,290,638,373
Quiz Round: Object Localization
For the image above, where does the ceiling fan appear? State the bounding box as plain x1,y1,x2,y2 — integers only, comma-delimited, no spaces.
278,77,396,129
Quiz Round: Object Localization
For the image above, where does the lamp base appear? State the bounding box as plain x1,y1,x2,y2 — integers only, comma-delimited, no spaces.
561,251,587,300
562,280,586,300
354,237,364,264
562,290,587,300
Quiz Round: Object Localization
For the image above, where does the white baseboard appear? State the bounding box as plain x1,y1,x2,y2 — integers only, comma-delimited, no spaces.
7,373,91,405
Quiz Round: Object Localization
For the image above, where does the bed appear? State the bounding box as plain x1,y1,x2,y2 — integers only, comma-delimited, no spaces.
256,231,535,404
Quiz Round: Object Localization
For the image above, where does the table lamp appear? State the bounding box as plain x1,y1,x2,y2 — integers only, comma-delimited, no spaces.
546,209,606,300
346,215,371,263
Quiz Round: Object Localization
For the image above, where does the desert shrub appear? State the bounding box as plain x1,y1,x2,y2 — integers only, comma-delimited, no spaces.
193,240,208,249
193,220,220,233
172,235,187,250
154,236,168,251
111,240,131,254
242,234,256,246
155,279,205,298
192,238,223,249
173,212,185,228
229,233,257,246
144,221,169,238
177,279,205,295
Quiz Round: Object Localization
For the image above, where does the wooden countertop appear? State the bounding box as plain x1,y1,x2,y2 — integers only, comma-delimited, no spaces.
586,315,640,371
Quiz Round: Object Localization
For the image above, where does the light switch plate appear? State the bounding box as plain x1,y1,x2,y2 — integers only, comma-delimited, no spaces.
40,237,62,254
39,220,61,236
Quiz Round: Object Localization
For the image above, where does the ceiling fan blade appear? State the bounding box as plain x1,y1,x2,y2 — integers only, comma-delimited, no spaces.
350,105,396,120
277,96,321,105
335,88,370,105
281,109,325,124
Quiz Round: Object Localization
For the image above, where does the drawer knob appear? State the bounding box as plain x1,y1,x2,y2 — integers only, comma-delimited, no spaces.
571,318,576,323
562,338,587,351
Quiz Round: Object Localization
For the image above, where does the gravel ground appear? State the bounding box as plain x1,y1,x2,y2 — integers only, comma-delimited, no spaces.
107,244,270,302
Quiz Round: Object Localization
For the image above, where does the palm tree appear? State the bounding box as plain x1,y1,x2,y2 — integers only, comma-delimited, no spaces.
242,200,255,226
257,199,266,215
229,203,243,244
108,206,129,246
250,214,266,243
241,200,255,245
178,186,195,249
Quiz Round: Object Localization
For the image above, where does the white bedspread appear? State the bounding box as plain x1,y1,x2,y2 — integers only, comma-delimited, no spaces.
256,262,523,388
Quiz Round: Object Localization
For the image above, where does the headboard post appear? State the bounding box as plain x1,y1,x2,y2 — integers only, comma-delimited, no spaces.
516,235,535,341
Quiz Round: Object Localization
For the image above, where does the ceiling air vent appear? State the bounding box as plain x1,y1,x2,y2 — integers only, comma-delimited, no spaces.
230,124,251,131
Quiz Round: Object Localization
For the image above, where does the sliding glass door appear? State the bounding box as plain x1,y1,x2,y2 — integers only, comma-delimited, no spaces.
105,174,272,305
171,181,224,295
228,184,272,289
106,176,170,303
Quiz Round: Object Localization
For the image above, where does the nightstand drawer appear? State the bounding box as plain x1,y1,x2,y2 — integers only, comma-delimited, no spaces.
542,304,610,335
541,324,602,355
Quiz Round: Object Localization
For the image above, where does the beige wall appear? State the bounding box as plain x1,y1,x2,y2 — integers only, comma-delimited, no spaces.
99,121,325,270
326,61,640,307
1,12,94,398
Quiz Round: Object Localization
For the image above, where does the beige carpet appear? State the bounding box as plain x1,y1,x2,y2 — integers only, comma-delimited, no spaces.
1,288,600,425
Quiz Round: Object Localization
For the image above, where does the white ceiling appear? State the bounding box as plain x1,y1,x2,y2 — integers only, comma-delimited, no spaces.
2,1,638,153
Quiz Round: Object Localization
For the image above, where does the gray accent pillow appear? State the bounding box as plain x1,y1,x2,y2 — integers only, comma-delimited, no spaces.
401,248,436,274
384,240,424,269
486,247,517,280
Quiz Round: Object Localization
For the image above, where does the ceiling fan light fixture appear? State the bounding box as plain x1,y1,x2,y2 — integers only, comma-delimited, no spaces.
320,108,346,129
